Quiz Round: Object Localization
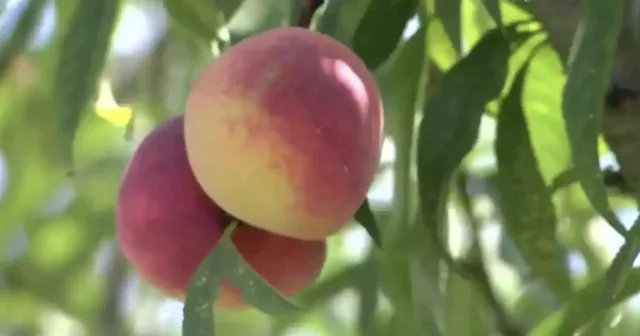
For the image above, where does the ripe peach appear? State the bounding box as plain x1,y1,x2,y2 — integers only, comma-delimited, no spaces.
116,116,326,310
184,27,384,241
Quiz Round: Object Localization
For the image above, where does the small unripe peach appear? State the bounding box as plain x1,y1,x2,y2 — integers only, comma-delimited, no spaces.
184,27,384,240
116,117,326,309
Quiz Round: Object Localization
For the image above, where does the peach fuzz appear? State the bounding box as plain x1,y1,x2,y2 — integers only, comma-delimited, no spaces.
116,116,326,310
184,27,384,241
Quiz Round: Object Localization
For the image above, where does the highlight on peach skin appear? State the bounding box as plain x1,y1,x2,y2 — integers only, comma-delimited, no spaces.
184,27,384,241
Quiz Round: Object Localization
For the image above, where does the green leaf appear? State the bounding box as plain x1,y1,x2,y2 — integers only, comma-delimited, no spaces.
224,0,304,44
479,0,502,27
0,0,46,80
357,255,380,336
573,218,640,335
162,0,226,41
495,57,573,301
314,0,371,45
182,223,302,336
444,273,492,336
354,198,382,248
434,0,462,53
351,0,419,69
531,264,640,336
374,24,427,140
561,0,626,235
416,27,513,257
53,0,121,172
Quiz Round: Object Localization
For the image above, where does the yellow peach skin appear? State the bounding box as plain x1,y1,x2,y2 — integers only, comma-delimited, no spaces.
184,27,384,240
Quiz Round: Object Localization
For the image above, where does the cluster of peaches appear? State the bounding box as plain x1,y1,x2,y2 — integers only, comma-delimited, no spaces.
115,28,384,310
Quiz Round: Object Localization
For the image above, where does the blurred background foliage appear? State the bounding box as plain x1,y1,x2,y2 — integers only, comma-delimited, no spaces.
0,0,640,335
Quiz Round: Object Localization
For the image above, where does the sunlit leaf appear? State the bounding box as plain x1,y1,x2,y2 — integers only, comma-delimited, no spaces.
496,56,573,301
52,0,121,172
479,0,502,26
434,0,462,52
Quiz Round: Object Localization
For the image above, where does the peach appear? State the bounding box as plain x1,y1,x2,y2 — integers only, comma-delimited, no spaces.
116,116,326,310
184,27,384,240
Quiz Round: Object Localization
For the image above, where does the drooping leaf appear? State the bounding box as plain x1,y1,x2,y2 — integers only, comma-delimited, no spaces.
182,223,302,336
52,0,121,172
351,0,419,69
561,0,626,235
495,56,573,301
434,0,462,53
416,26,517,260
354,198,382,248
0,0,46,80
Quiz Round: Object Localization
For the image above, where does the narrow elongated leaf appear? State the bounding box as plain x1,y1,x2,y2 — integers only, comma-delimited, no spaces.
416,27,514,255
372,25,427,248
0,0,46,80
314,0,371,45
434,0,462,52
496,58,573,301
531,264,640,336
566,218,640,335
357,255,380,336
352,0,419,69
561,0,626,235
374,25,426,140
53,0,121,172
354,199,382,247
182,223,302,335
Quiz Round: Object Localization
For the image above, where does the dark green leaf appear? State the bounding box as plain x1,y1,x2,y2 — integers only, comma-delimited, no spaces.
0,0,46,80
480,0,502,27
531,264,640,336
53,0,121,172
496,57,573,301
561,0,626,235
354,198,382,248
182,223,302,335
352,0,419,69
434,0,462,53
416,27,514,256
314,0,371,45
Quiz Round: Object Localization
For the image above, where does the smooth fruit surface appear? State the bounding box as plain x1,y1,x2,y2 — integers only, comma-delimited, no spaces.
116,116,326,310
184,27,384,240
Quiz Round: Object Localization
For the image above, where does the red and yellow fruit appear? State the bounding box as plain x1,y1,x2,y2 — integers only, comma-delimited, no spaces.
116,117,326,310
184,27,384,241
